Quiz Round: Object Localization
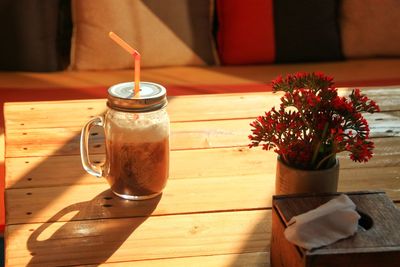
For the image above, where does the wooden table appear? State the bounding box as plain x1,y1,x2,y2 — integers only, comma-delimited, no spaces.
4,89,400,266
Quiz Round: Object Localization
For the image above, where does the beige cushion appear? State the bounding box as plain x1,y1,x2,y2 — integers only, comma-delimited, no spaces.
340,0,400,58
70,0,215,70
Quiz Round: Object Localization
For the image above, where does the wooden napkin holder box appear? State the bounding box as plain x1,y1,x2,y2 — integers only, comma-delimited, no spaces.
271,191,400,267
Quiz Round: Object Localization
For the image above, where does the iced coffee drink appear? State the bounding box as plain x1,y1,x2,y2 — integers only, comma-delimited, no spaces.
104,111,170,199
80,82,170,200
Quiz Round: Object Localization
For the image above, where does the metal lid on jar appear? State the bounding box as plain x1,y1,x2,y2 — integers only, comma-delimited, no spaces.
107,82,167,112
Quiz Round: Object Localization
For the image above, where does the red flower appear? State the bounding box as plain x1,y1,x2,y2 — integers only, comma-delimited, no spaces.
272,75,283,85
349,139,374,162
249,72,379,170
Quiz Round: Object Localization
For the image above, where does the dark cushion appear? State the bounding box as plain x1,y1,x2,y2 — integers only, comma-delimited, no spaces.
0,0,72,72
274,0,343,63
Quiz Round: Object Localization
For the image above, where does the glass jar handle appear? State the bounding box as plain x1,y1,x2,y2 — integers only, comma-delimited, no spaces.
80,116,104,178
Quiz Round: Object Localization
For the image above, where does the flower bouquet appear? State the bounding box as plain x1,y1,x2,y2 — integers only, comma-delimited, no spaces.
249,72,380,171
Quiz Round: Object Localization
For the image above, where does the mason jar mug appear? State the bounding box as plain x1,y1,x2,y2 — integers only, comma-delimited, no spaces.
80,82,170,200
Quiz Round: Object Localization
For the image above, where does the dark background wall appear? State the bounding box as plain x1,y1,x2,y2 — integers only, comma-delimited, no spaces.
0,0,72,72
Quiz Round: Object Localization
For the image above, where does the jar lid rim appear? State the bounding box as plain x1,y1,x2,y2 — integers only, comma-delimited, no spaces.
107,82,167,112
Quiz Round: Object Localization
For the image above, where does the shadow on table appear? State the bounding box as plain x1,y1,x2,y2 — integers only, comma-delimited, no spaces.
228,215,270,267
26,190,161,266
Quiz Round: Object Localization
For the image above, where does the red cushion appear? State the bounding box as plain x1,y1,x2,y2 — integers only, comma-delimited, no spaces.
216,0,275,65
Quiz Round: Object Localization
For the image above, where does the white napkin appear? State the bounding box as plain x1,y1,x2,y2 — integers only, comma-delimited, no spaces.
284,194,360,250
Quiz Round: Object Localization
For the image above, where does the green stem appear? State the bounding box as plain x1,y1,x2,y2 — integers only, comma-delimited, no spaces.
311,122,329,166
315,152,336,170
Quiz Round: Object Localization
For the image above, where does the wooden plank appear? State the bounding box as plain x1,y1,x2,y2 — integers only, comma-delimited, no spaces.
4,119,253,157
5,137,400,189
4,93,283,129
353,87,400,112
5,112,400,158
338,137,400,169
5,210,270,267
5,126,106,158
4,88,400,130
5,165,400,225
338,167,400,199
4,101,106,130
368,112,400,137
91,252,270,267
6,174,273,225
5,147,273,188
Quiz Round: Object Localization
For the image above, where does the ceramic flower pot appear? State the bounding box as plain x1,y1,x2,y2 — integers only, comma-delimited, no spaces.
275,157,339,195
